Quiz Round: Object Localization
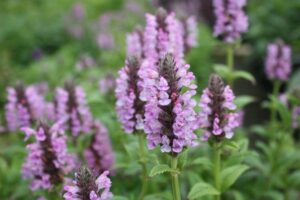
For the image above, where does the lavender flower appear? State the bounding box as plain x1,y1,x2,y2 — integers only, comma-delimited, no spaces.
183,16,198,52
142,54,198,153
99,74,116,94
22,120,76,191
213,0,249,43
265,40,292,81
143,8,185,64
55,81,93,137
76,54,96,70
199,74,239,140
5,84,45,132
63,167,112,200
126,26,144,58
84,121,115,175
115,57,145,134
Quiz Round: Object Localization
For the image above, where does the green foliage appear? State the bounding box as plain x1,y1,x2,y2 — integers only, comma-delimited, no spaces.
188,182,220,199
221,165,249,192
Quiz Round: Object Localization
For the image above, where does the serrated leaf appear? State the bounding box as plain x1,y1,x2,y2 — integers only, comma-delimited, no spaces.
234,95,255,108
149,164,173,177
221,165,249,192
188,182,220,199
232,71,256,84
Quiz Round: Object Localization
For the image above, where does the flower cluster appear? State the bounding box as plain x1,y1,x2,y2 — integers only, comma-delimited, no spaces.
265,40,292,81
22,121,76,191
142,54,198,153
115,57,145,134
183,16,198,52
99,73,116,94
213,0,249,43
143,8,185,64
84,121,115,175
64,167,112,200
55,81,93,137
5,84,45,132
126,26,144,59
198,74,239,140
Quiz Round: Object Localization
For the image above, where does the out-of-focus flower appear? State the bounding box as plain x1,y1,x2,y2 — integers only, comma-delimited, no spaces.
75,54,96,70
142,54,198,153
72,3,85,21
84,121,115,176
292,107,300,129
126,26,144,58
116,57,145,134
99,73,116,94
279,93,288,106
5,84,45,132
63,167,112,200
54,81,93,137
143,8,185,64
22,121,76,191
199,74,239,140
213,0,249,43
96,33,115,49
183,16,198,52
32,48,43,60
265,40,292,81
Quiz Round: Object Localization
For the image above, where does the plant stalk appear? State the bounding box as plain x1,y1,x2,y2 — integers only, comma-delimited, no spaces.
270,80,281,124
137,133,148,200
227,44,234,87
213,142,221,200
170,155,181,200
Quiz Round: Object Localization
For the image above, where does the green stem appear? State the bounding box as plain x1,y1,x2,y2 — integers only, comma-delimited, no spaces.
270,80,281,124
213,142,221,200
170,156,181,200
227,44,234,87
137,133,148,200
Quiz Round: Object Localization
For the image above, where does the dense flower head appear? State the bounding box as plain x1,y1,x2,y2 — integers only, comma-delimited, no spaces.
142,54,198,153
5,84,45,132
126,26,144,59
63,167,112,200
115,57,145,134
143,8,185,64
99,73,116,94
199,74,239,140
213,0,249,43
55,81,93,137
84,121,115,176
22,120,76,191
265,40,292,81
183,16,198,52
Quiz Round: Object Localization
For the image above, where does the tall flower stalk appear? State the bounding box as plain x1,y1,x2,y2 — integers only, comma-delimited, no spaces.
264,40,292,124
142,54,198,200
213,0,249,86
115,57,148,199
198,74,239,199
22,120,76,191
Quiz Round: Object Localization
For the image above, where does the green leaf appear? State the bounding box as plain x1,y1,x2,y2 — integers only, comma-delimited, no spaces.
213,64,230,79
232,71,256,84
222,140,240,151
149,164,173,177
234,95,256,108
178,149,188,170
221,164,249,192
191,157,213,168
188,182,220,199
288,171,300,187
110,196,129,200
